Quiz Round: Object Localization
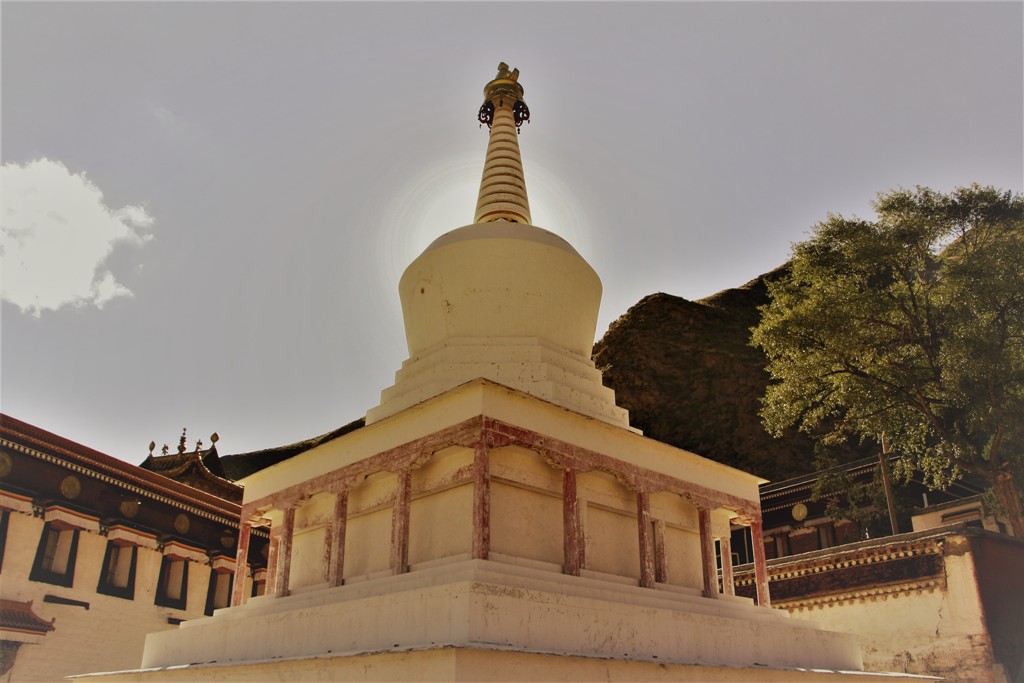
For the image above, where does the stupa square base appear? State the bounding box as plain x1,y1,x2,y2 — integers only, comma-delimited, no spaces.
119,559,864,675
75,645,935,683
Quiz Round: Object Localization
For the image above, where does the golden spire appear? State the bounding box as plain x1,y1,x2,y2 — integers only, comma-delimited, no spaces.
474,62,531,224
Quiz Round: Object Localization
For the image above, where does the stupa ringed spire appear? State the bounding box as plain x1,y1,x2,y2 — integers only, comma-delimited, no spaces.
474,62,532,224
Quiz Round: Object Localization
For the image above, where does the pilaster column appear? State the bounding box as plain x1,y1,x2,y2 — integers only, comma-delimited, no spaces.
472,442,490,560
637,490,655,588
698,507,717,598
273,505,296,598
230,520,252,606
749,518,772,607
719,534,735,596
654,519,668,584
326,490,349,587
563,469,583,576
391,469,412,574
265,528,279,595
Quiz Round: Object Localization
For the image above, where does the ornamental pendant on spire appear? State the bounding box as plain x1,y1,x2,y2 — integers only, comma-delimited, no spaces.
474,62,532,225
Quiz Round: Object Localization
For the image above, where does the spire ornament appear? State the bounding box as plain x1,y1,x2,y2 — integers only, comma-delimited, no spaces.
474,62,532,224
477,62,530,131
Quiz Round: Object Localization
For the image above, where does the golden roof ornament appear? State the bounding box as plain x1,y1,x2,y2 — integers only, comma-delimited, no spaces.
478,62,530,132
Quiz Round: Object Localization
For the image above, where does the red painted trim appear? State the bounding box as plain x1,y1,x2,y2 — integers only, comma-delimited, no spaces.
654,519,668,584
264,529,279,595
230,523,251,606
249,418,483,515
391,470,411,574
698,507,717,598
274,507,295,597
563,469,583,576
482,419,760,516
637,491,655,588
749,519,772,607
327,491,348,587
472,442,490,560
719,535,735,596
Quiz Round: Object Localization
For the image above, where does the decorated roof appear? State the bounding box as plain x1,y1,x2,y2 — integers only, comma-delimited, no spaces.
139,431,241,503
0,600,55,636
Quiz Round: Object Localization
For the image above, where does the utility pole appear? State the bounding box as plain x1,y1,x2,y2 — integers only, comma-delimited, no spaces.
879,432,900,535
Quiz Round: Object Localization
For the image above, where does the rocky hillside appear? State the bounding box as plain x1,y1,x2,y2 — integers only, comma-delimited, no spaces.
593,265,829,482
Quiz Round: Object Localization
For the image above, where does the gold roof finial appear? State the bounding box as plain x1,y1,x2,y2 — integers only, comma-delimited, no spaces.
474,62,532,224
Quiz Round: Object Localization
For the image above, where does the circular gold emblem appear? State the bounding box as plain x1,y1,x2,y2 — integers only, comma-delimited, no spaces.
791,502,808,522
60,475,82,499
220,531,235,549
0,452,13,478
119,499,141,518
174,513,190,534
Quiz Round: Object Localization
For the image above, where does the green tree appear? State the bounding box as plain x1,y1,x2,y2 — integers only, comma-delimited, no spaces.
751,185,1024,537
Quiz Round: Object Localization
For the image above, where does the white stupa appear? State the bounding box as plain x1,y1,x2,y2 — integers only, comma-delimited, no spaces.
367,64,629,429
80,64,927,683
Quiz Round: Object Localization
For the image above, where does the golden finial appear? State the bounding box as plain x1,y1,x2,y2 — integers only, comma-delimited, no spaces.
478,62,530,131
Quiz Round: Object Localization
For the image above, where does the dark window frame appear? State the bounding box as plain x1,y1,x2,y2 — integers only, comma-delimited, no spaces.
204,570,234,616
29,523,80,587
96,541,138,600
154,556,189,610
0,511,9,572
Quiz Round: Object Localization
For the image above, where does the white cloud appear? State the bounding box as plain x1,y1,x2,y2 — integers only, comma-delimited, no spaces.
1,158,154,316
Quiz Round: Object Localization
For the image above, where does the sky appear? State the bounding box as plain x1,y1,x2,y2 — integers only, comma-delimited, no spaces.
2,1,1021,465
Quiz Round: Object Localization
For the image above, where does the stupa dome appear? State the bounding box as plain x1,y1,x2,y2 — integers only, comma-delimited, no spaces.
399,221,602,359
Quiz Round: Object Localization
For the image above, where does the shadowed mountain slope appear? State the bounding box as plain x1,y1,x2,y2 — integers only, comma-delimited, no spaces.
593,265,825,482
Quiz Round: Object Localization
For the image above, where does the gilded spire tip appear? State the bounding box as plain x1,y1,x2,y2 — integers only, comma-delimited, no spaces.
474,62,532,224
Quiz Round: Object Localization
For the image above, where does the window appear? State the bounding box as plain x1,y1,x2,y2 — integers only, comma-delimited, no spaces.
29,523,80,587
204,571,233,615
251,570,267,598
155,557,189,610
817,523,836,550
774,534,790,558
97,542,138,599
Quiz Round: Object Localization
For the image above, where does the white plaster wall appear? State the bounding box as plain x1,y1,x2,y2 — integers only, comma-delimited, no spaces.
289,526,327,589
490,482,562,566
2,512,222,682
414,446,473,490
784,552,992,681
586,504,640,580
342,507,391,580
134,560,866,676
664,525,703,590
409,484,473,566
